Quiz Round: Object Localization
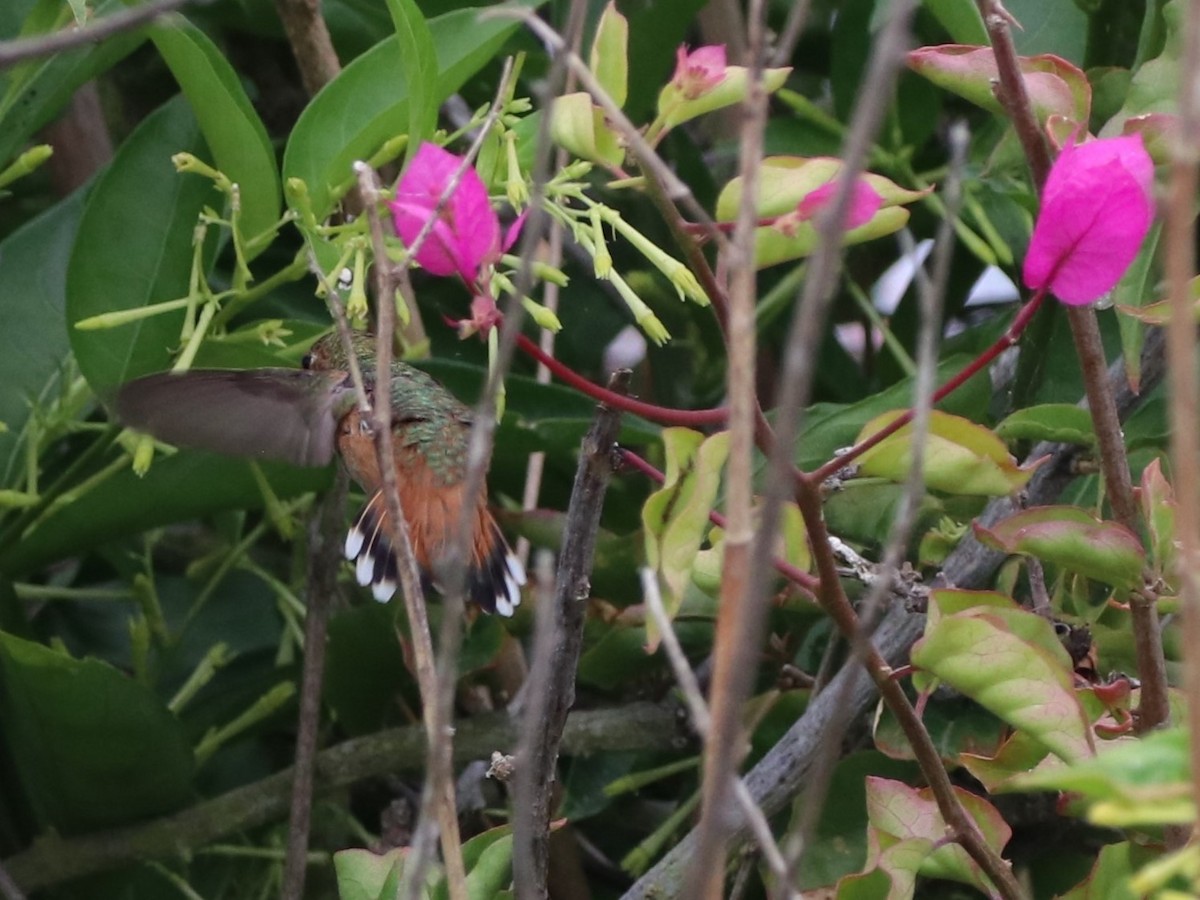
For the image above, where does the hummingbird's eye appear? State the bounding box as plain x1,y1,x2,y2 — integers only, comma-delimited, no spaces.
301,353,314,370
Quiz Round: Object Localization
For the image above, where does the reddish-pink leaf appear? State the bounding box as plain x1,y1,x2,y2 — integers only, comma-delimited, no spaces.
906,45,1090,122
1022,135,1154,305
972,505,1145,589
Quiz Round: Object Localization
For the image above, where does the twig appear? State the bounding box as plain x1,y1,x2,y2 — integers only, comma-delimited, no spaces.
0,0,205,69
354,165,467,900
641,570,795,897
0,862,26,900
272,0,341,96
512,372,630,899
2,704,683,892
685,0,769,891
281,467,348,898
977,0,1052,188
1166,0,1200,825
622,329,1168,899
978,0,1170,731
515,334,727,426
783,120,968,884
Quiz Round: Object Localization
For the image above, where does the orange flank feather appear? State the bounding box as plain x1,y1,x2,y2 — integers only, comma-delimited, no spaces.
335,409,524,615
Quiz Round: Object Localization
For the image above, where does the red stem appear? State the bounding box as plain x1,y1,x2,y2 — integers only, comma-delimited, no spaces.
809,292,1046,483
516,333,729,426
618,447,820,594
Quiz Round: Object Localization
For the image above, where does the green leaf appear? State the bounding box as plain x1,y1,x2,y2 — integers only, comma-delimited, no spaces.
856,410,1036,496
642,429,728,647
0,0,144,167
865,776,1012,893
384,0,437,156
1013,727,1193,826
921,0,987,43
149,18,281,255
334,847,406,900
0,455,329,577
67,96,218,393
911,598,1094,763
1113,223,1160,392
430,825,514,900
973,506,1146,590
590,2,630,109
0,630,193,832
794,350,993,469
0,191,83,489
1058,842,1140,900
1140,458,1177,578
994,403,1095,446
959,728,1058,792
282,5,531,219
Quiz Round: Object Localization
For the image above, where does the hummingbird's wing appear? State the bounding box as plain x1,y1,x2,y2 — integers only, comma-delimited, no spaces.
116,369,355,467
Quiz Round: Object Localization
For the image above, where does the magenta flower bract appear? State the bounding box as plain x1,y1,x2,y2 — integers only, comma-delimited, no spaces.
389,143,500,283
672,45,727,99
772,177,884,236
797,178,884,230
1022,135,1154,306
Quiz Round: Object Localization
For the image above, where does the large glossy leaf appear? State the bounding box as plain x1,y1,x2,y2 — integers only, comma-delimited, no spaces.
0,630,193,833
149,18,281,254
0,0,144,166
384,0,436,157
0,454,330,576
0,191,83,488
282,4,533,219
67,96,218,393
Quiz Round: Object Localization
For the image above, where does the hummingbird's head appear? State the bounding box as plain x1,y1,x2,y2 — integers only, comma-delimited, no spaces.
303,331,380,375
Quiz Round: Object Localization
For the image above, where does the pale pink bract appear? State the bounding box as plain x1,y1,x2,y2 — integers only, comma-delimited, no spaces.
672,45,727,99
1022,135,1154,306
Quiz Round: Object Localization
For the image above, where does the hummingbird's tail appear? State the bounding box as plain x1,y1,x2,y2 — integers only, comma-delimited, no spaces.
343,490,526,616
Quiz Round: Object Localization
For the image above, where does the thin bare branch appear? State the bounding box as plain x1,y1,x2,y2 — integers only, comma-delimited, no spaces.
353,164,467,900
641,570,796,897
281,467,348,898
272,0,340,96
0,0,205,69
1167,0,1200,824
783,119,969,883
979,0,1169,731
513,372,630,899
686,0,769,893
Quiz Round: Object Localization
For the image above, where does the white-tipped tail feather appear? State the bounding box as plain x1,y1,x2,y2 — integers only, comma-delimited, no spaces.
342,492,525,615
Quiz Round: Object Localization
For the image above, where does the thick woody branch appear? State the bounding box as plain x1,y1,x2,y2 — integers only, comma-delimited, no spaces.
3,703,683,892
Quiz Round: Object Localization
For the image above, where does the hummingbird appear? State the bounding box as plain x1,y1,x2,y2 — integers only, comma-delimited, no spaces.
115,331,525,616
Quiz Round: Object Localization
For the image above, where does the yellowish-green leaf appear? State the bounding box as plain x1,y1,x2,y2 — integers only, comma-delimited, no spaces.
855,409,1035,496
912,600,1094,763
642,429,729,649
589,2,629,108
